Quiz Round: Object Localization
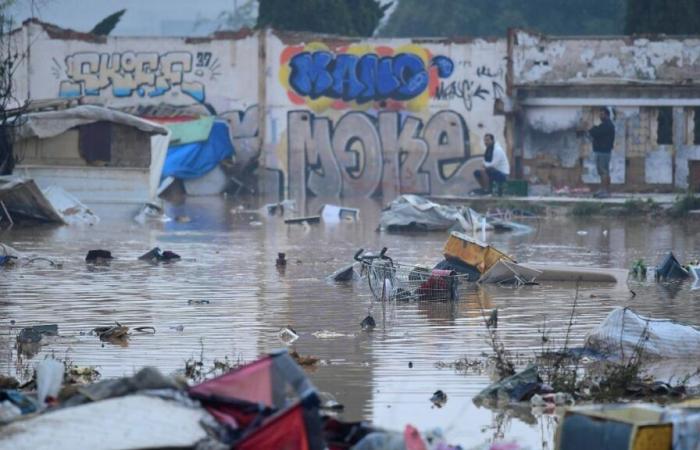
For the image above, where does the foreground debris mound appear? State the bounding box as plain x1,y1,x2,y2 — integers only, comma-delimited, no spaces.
0,351,461,449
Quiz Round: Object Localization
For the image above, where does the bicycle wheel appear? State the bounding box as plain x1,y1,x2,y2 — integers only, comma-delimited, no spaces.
367,260,395,301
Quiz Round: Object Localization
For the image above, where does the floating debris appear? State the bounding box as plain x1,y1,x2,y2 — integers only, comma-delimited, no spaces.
360,315,376,331
278,326,299,344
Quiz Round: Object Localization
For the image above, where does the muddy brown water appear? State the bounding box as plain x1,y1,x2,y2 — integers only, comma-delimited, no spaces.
0,196,699,448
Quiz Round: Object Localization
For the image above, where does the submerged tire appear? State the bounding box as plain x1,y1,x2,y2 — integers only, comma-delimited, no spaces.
433,258,480,281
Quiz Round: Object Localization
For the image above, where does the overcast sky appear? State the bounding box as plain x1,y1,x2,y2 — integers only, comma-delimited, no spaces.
8,0,244,35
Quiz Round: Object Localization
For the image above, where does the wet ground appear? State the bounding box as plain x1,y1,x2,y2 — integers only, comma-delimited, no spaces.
0,196,699,448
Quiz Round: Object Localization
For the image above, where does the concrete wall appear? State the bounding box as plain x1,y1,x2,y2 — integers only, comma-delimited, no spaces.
263,30,507,200
17,21,508,199
512,29,700,86
13,21,700,195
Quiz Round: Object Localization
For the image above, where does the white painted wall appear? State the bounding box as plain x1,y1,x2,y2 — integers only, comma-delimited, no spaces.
25,21,258,114
265,30,507,199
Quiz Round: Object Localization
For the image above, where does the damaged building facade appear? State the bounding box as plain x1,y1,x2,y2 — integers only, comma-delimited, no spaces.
509,29,700,192
7,20,700,198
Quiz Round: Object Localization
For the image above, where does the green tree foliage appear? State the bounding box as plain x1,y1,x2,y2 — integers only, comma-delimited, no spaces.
257,0,390,36
381,0,625,37
625,0,700,34
90,9,126,36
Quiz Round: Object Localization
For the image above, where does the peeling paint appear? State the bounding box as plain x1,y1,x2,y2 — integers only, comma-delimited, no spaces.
589,55,623,77
513,30,700,85
525,107,581,133
645,148,673,184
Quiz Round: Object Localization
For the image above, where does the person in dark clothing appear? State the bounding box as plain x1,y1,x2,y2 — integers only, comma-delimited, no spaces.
588,107,615,198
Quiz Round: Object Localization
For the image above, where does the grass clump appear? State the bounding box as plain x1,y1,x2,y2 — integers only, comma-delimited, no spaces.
669,192,700,218
570,202,604,216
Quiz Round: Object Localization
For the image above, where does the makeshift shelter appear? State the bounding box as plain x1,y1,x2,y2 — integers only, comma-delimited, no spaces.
156,116,235,196
13,105,169,204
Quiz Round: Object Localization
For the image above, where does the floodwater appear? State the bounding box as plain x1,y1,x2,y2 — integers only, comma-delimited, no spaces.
1,195,699,448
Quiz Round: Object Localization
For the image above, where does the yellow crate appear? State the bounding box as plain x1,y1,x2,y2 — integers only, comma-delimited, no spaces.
633,425,672,450
443,231,512,273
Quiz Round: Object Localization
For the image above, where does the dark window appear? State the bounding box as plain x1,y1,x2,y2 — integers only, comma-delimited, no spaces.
694,107,700,145
657,107,673,145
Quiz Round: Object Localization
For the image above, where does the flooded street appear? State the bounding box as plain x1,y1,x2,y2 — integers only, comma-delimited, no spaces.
1,197,699,448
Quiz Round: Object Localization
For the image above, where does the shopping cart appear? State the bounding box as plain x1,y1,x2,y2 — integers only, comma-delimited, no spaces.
354,248,470,302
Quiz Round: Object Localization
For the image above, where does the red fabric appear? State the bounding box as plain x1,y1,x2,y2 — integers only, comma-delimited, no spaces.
404,425,428,450
237,404,309,450
416,269,458,300
190,357,273,405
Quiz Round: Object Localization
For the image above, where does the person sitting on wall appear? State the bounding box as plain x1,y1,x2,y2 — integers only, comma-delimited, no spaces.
587,107,615,198
473,133,510,196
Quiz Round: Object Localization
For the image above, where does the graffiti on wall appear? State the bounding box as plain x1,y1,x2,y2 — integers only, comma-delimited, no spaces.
280,43,454,112
287,109,482,199
220,105,260,169
55,51,222,102
433,64,504,111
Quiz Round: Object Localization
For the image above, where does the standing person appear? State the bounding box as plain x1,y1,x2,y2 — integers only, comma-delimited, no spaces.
588,107,615,198
474,133,510,195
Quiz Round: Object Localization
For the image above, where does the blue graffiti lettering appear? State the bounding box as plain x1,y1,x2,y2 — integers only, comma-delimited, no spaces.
289,51,453,103
431,56,454,78
288,51,334,99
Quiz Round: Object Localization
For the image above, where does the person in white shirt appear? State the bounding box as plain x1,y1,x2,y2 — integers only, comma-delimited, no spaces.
474,133,510,195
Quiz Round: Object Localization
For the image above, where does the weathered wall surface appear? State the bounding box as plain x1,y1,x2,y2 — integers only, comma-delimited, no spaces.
19,22,507,199
512,29,700,86
23,21,263,171
512,29,700,191
264,30,507,200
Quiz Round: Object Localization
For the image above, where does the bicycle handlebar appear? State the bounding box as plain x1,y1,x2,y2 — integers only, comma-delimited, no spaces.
354,248,364,261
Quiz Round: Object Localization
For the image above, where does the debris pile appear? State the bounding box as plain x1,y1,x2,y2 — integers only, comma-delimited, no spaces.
0,351,463,450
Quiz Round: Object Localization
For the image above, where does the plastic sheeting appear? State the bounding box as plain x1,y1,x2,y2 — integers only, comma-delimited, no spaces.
0,395,210,450
42,186,99,225
379,195,475,231
656,252,690,280
161,121,234,180
163,116,215,146
15,105,168,140
585,307,700,360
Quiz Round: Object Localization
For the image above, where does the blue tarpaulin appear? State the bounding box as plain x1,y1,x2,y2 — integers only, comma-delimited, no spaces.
161,120,235,180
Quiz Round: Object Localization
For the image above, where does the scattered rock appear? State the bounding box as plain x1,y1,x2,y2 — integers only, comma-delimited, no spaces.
17,324,58,344
93,323,129,343
85,250,113,263
361,315,376,331
290,350,320,367
139,248,181,263
430,390,448,408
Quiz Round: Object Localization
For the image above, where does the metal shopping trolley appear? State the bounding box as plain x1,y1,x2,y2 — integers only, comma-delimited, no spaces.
353,248,471,302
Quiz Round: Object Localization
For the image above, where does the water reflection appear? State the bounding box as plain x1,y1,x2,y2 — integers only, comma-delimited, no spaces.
0,195,698,448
